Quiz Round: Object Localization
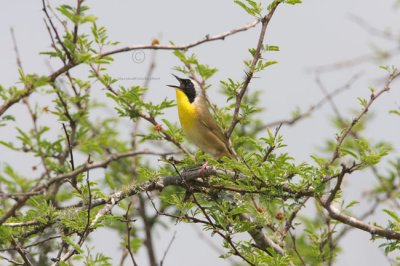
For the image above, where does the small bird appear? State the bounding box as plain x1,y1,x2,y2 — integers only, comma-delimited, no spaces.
167,74,234,159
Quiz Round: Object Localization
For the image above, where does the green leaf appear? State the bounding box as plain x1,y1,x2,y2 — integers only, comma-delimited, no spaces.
383,209,400,223
389,109,400,116
357,97,367,107
310,155,328,169
257,60,278,71
234,0,262,16
0,141,18,151
345,200,359,209
339,147,358,159
265,45,280,51
285,0,302,4
130,238,143,253
62,237,83,254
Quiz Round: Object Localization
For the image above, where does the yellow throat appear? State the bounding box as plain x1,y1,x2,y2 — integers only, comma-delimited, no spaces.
176,89,196,131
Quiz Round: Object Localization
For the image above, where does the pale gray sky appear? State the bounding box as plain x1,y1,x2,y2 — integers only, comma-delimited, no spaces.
1,0,400,265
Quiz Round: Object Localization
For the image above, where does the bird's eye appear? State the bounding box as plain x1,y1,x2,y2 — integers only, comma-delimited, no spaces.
184,80,192,88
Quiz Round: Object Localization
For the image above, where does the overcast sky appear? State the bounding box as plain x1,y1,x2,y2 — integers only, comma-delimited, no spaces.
1,0,400,265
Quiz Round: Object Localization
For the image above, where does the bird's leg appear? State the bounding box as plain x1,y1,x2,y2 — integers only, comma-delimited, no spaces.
199,160,209,175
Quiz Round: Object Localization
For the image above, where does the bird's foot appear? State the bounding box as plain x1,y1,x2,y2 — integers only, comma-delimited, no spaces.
199,160,209,175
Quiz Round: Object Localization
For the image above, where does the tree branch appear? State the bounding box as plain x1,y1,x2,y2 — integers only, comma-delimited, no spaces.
0,17,261,119
262,72,362,129
226,3,280,138
101,18,261,57
328,70,400,167
0,150,175,225
160,231,176,266
239,213,285,256
320,197,400,240
10,27,23,70
42,0,73,62
123,201,139,266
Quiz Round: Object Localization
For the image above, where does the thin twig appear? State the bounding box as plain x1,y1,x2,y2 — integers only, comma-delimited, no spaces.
72,0,83,44
145,191,224,229
138,194,157,266
326,219,334,266
0,150,174,225
124,201,139,266
320,197,400,240
10,27,23,70
62,123,75,171
12,239,35,266
89,63,191,157
0,18,261,118
42,0,73,62
0,254,24,265
160,231,177,266
226,3,280,139
101,19,261,57
3,220,39,227
309,46,400,73
62,123,80,192
260,124,282,164
289,232,306,266
324,165,349,207
349,14,398,41
283,196,310,235
80,155,92,244
0,190,44,199
55,161,93,265
327,71,400,167
263,72,362,129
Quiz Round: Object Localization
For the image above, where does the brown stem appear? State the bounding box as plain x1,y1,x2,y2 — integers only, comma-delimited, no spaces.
138,194,157,266
226,3,280,138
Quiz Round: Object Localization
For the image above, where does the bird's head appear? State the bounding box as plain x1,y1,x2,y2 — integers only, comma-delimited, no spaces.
167,74,202,103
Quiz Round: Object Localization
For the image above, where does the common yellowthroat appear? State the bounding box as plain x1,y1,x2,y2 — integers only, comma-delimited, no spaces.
167,75,234,159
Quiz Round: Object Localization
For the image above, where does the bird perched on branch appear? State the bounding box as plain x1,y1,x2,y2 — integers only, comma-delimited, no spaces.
168,74,235,159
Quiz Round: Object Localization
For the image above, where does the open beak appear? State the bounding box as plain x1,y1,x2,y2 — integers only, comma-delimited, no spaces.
166,84,180,89
167,74,183,89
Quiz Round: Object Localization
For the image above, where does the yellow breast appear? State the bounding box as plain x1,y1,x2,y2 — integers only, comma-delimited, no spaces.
176,89,197,131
